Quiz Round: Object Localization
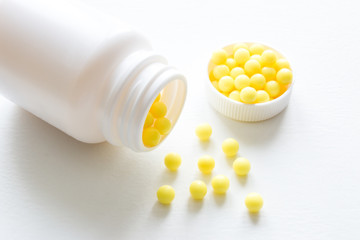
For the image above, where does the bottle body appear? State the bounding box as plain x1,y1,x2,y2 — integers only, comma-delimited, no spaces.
0,0,187,151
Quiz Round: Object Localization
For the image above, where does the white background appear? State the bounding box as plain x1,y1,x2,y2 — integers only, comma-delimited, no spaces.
1,0,360,239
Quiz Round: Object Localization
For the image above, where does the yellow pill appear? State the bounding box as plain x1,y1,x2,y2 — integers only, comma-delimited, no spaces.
211,81,219,91
234,74,250,90
233,43,249,53
230,67,245,79
274,58,290,70
255,90,270,103
229,90,241,102
213,65,230,80
195,123,212,141
154,117,172,135
154,93,161,102
240,87,257,104
225,58,237,69
244,59,261,76
261,50,277,66
142,127,161,147
144,113,154,128
211,175,230,194
189,180,207,200
150,101,167,118
245,192,263,213
250,54,262,64
157,185,175,204
234,48,250,65
198,155,215,174
218,76,234,93
233,157,251,176
222,138,239,157
265,80,280,98
249,43,265,55
261,67,276,81
250,74,266,90
276,68,293,85
211,49,227,65
164,152,181,171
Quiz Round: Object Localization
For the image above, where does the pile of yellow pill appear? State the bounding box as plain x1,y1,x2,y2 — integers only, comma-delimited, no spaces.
209,43,292,104
142,93,172,147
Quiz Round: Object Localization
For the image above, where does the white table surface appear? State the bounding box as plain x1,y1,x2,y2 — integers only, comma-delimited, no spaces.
1,0,360,239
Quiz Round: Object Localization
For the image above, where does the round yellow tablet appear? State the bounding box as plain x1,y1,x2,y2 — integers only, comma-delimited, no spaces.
211,175,230,194
164,152,181,171
233,157,251,176
244,59,261,76
265,80,280,98
276,68,293,85
218,76,234,93
240,87,257,104
189,180,207,200
261,67,276,81
222,138,239,157
198,155,215,174
234,48,250,65
225,58,237,69
142,127,161,147
230,67,245,79
234,74,251,90
211,49,227,65
261,50,277,66
154,117,171,135
274,58,290,70
229,90,241,102
245,192,263,213
255,90,270,103
144,113,154,128
150,101,167,118
195,123,212,141
157,185,175,204
250,73,266,90
213,65,230,80
249,43,265,55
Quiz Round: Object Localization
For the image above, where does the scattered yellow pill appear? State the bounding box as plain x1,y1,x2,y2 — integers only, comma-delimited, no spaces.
240,87,257,104
265,80,280,98
276,68,293,85
233,42,249,52
144,113,154,128
150,101,167,118
225,58,237,69
234,74,250,90
154,117,171,135
213,65,230,80
229,90,241,102
244,59,261,76
245,192,263,213
249,43,265,55
164,152,181,171
211,49,227,65
274,58,290,70
230,67,245,79
195,123,212,141
211,175,230,194
255,90,270,103
261,67,276,81
250,74,266,90
189,180,207,200
222,138,239,157
218,76,234,93
233,157,251,176
157,185,175,205
234,48,250,65
198,155,215,174
261,49,277,66
142,127,161,147
212,81,219,90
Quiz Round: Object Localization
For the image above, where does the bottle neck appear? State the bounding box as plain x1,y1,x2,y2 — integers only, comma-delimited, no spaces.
102,50,187,151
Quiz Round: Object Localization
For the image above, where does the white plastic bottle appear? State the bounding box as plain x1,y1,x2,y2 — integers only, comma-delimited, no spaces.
0,0,187,151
